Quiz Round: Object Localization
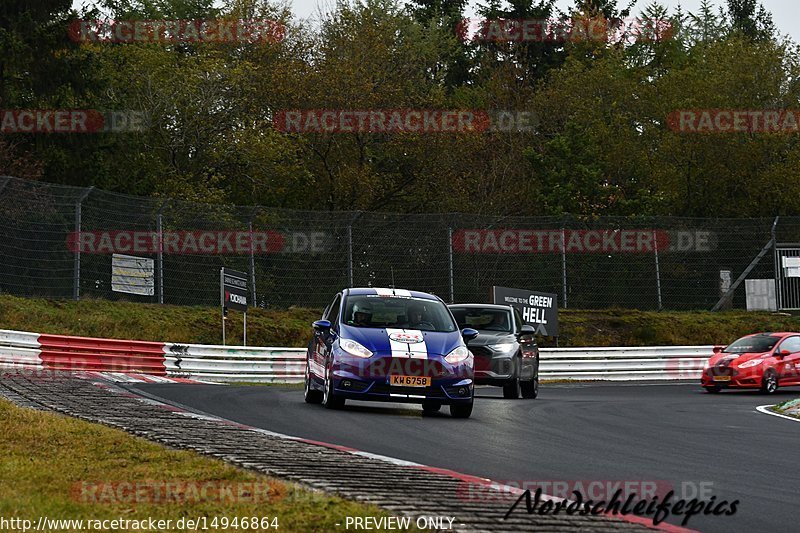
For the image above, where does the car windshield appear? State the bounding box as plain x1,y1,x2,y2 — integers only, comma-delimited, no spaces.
724,335,780,354
450,308,512,333
343,295,457,332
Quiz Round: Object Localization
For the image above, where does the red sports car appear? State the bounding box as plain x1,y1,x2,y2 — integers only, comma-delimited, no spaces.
701,332,800,394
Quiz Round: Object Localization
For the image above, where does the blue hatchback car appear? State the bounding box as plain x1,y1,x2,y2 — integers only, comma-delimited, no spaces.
304,288,478,418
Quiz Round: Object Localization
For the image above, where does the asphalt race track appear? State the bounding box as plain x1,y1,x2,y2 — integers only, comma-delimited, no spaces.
134,382,800,533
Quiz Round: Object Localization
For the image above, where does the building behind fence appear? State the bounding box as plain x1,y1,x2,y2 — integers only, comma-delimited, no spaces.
1,175,798,311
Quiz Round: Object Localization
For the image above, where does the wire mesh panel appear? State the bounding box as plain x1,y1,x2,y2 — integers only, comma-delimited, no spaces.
0,176,791,310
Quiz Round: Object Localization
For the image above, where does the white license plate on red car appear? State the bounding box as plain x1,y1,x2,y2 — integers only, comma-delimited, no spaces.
390,375,430,387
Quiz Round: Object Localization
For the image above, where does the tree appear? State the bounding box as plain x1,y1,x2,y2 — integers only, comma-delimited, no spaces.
726,0,776,42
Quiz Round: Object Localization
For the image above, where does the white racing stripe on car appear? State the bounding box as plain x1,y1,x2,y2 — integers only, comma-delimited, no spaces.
373,288,412,297
385,328,427,360
405,330,427,360
385,328,410,359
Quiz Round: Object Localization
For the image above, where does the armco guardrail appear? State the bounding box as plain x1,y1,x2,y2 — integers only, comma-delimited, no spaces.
538,346,713,381
0,330,43,369
165,343,305,383
162,344,714,383
39,334,167,374
1,328,713,383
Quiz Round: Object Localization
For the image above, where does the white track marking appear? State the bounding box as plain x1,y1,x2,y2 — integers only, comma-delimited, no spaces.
756,404,800,423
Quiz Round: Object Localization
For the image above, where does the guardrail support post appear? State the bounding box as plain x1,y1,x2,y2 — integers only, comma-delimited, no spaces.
73,187,94,301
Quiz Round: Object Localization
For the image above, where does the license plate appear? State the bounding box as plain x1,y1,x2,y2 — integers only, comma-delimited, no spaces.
713,376,732,382
390,375,431,387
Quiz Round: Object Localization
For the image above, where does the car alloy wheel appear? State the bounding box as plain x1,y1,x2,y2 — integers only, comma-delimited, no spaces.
450,400,473,419
503,377,521,399
304,362,322,404
322,359,345,409
761,370,778,395
521,376,538,399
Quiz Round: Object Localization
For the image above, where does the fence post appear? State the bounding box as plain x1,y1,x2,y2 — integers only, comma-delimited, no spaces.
249,207,259,307
653,230,663,310
560,227,568,308
73,187,94,300
773,216,781,310
448,227,454,303
347,224,353,287
156,202,166,304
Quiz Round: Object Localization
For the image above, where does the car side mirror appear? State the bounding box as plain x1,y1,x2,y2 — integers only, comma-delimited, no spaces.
778,349,791,358
712,346,723,354
517,325,536,339
461,328,479,342
313,320,332,333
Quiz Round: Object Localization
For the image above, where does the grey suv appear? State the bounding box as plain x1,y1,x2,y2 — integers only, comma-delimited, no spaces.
448,304,539,399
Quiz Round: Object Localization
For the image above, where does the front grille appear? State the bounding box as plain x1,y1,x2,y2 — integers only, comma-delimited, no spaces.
364,358,448,378
369,383,447,398
470,346,493,358
707,366,739,377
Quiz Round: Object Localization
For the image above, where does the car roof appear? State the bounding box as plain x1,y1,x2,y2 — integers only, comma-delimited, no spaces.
745,332,800,338
345,287,440,300
448,303,511,310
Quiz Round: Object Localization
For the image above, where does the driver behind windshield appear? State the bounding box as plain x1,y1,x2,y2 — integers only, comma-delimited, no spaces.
350,301,373,326
407,302,435,330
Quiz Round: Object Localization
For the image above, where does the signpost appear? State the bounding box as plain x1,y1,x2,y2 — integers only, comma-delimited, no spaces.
111,254,154,296
492,286,559,337
220,268,249,345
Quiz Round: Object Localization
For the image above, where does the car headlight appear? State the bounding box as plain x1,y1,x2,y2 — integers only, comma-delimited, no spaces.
489,343,516,354
445,345,471,364
339,339,373,358
738,359,764,369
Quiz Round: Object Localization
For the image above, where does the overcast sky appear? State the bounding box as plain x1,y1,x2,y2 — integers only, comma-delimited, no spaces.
70,1,798,42
299,0,800,42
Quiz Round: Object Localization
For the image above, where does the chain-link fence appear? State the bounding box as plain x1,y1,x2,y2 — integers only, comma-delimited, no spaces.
2,175,799,310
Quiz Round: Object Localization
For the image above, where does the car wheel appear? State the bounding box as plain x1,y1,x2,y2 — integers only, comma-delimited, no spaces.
450,400,473,419
304,362,323,404
422,401,441,413
521,377,538,399
703,385,722,394
503,377,521,399
322,360,345,409
760,370,779,395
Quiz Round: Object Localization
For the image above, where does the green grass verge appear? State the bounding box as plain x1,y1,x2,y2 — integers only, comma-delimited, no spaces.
771,398,800,419
0,399,418,532
1,294,800,347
